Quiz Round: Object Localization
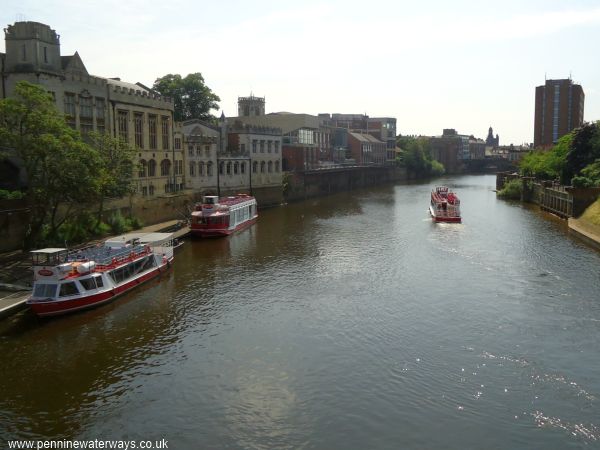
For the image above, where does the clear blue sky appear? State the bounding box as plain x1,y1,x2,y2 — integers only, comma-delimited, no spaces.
2,0,600,144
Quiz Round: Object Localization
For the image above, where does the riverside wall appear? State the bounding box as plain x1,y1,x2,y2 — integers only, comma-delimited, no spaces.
285,166,408,202
496,172,600,218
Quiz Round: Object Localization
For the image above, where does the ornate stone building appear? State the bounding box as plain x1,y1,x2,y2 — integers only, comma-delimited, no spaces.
0,21,183,197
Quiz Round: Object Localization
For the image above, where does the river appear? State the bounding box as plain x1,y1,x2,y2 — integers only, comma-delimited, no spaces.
1,174,599,449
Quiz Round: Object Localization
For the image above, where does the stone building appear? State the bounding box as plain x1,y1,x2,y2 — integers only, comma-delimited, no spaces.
0,21,182,197
222,117,282,196
179,120,219,195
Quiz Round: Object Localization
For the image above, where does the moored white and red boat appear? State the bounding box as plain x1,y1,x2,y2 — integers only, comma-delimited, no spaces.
190,194,258,237
27,232,175,317
430,186,462,223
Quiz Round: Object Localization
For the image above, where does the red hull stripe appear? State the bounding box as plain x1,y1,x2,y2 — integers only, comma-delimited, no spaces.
28,259,173,317
191,216,257,238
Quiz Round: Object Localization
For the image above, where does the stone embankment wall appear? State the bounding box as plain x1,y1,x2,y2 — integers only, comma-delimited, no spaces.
285,166,408,202
496,172,600,218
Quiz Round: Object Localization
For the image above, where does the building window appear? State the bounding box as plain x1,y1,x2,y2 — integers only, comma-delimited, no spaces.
117,110,128,142
207,162,213,176
161,116,170,150
177,160,183,175
160,159,171,176
268,141,272,153
226,162,232,175
189,162,195,177
21,44,26,61
260,161,266,173
241,162,246,174
268,161,273,173
95,98,105,134
149,115,157,150
175,138,181,150
205,145,210,157
199,162,205,176
148,159,156,177
64,93,76,118
188,144,194,157
149,185,155,196
139,160,147,178
241,144,246,153
253,161,258,173
43,47,48,63
80,96,92,119
134,112,144,148
260,140,265,153
234,162,239,174
142,186,148,196
219,162,224,175
274,141,279,153
275,160,280,172
252,140,257,153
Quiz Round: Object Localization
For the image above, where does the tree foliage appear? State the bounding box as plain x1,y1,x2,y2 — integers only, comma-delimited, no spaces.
519,122,600,186
0,81,98,247
152,73,220,122
397,135,445,177
87,131,136,222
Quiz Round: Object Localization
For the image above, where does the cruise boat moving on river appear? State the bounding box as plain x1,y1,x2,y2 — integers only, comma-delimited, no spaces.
430,186,462,223
27,232,174,317
191,194,258,237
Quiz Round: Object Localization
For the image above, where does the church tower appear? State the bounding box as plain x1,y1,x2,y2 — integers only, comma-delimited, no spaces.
4,21,62,75
238,94,265,116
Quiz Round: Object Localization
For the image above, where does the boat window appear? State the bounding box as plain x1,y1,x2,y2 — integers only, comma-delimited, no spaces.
79,277,97,290
94,276,104,288
34,284,57,298
59,282,79,297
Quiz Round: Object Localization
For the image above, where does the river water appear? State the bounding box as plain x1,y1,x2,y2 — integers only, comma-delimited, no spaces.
1,175,600,449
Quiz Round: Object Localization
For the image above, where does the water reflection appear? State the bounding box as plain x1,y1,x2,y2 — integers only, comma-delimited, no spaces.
1,175,600,448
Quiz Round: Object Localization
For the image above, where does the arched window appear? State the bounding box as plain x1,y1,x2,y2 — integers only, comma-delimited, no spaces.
268,161,273,173
219,161,224,175
241,162,246,174
226,162,232,175
199,161,205,176
207,162,213,176
260,161,266,173
253,161,258,173
234,162,239,174
138,159,147,178
275,160,280,172
189,162,195,177
160,159,171,176
149,185,155,195
148,159,156,177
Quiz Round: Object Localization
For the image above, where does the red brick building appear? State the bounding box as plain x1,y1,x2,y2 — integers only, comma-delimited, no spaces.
534,78,584,148
347,132,387,165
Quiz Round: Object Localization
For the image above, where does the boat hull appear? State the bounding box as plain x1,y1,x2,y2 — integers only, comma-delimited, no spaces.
191,216,257,238
429,205,462,223
27,258,173,317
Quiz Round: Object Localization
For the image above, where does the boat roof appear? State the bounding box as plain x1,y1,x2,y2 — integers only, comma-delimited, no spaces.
106,232,173,245
30,248,68,254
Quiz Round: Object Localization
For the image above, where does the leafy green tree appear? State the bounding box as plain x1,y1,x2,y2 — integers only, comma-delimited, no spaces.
564,122,600,183
398,136,445,177
519,133,571,181
87,131,136,224
0,81,98,247
152,73,220,121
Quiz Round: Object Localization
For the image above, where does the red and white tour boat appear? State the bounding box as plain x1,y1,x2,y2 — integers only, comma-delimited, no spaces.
430,186,462,223
190,194,258,237
27,232,175,317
